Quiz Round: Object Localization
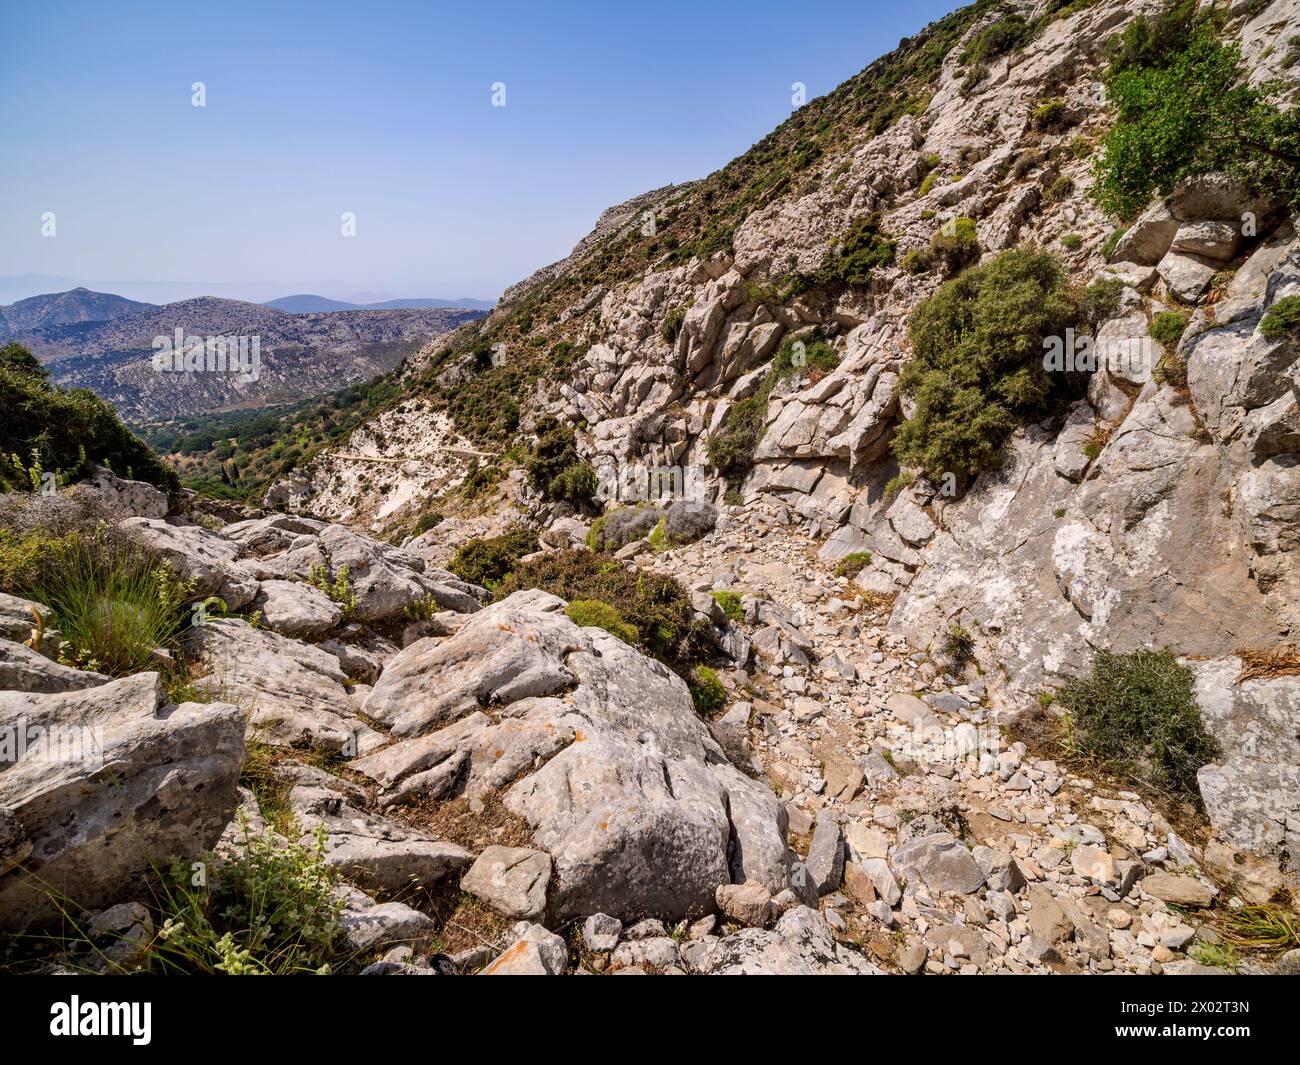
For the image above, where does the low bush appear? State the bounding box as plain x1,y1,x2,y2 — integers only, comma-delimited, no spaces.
143,827,349,974
1260,295,1300,340
1080,278,1124,329
449,526,538,589
688,665,726,715
495,549,710,669
1150,309,1190,348
1033,98,1068,130
526,416,596,507
834,552,873,579
1061,233,1083,250
587,505,660,551
1056,648,1220,802
565,599,639,644
710,590,744,622
900,248,933,273
929,216,980,275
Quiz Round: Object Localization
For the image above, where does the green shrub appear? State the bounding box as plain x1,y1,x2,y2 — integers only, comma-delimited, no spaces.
1260,295,1300,339
834,552,873,579
1150,309,1190,348
661,305,687,343
688,665,726,715
1061,233,1083,250
1042,175,1075,203
566,599,639,644
1033,99,1067,130
496,549,709,669
0,343,178,494
1101,227,1127,260
1092,1,1300,219
143,827,349,974
526,417,596,507
929,216,980,274
710,590,744,622
706,336,839,482
1081,277,1124,329
1056,648,1220,801
894,248,1079,479
901,248,933,273
449,526,538,589
943,623,975,665
821,216,897,287
962,14,1031,65
307,563,357,619
918,171,940,197
884,471,914,500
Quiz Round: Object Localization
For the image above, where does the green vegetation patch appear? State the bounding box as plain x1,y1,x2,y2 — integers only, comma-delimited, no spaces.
449,526,539,590
894,248,1079,480
1057,648,1220,802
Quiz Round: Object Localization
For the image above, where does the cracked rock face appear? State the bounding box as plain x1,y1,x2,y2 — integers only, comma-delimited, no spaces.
0,673,245,931
353,589,792,921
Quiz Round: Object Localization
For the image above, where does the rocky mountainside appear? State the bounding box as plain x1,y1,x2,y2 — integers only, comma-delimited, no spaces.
16,296,484,422
0,286,153,337
5,0,1300,979
270,0,1300,904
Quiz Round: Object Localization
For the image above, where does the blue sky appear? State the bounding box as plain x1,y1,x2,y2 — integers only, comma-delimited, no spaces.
0,0,962,302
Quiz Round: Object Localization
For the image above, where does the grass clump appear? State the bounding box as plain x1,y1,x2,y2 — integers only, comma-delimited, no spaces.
1151,309,1190,348
893,247,1079,481
710,590,744,623
1260,295,1300,340
0,493,193,676
688,665,726,715
834,552,873,579
565,599,639,644
449,526,538,590
1056,648,1221,802
1061,233,1083,250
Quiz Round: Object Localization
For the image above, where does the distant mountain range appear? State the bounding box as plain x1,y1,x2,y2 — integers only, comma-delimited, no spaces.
263,293,495,313
0,273,496,309
2,287,484,422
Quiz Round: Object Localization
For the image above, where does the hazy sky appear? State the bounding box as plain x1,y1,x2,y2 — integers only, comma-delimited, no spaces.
1,0,961,301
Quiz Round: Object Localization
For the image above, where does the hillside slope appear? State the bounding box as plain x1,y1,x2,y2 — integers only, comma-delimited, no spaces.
271,0,1300,897
17,297,484,421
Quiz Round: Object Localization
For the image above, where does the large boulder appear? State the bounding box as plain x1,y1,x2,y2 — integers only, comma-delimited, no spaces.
251,579,343,638
0,673,245,930
185,618,384,755
354,589,792,921
120,517,258,609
